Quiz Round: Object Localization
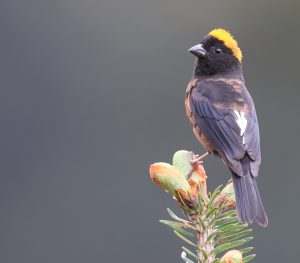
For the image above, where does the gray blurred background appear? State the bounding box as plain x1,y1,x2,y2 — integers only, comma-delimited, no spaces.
1,0,299,262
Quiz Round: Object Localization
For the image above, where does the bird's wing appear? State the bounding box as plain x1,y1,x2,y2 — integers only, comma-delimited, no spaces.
244,110,261,177
189,80,261,176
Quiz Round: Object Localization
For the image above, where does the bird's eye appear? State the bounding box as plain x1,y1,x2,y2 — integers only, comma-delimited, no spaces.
215,48,222,55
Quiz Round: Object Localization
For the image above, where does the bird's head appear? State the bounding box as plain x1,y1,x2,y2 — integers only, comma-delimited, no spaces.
189,28,243,76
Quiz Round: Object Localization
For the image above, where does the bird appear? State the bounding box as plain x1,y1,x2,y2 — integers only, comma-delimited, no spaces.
185,28,268,226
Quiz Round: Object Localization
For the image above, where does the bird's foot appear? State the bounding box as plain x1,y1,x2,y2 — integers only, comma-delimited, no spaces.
189,151,210,166
186,151,209,179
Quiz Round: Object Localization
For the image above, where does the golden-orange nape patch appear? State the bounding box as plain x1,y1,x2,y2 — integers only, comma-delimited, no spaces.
209,28,243,62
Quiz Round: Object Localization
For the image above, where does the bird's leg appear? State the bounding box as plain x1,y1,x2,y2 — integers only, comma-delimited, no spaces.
190,151,210,165
186,151,210,178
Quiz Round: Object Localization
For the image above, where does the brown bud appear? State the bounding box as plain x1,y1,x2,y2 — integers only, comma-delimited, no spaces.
215,182,236,210
149,162,190,197
220,250,242,263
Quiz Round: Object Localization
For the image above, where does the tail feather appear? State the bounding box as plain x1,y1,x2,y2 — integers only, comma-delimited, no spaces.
231,156,268,226
252,179,268,226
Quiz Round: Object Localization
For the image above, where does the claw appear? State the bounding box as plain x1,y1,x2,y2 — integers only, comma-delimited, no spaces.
190,152,210,165
186,151,209,178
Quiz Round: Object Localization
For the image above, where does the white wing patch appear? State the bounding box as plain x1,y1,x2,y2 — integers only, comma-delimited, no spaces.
233,110,247,144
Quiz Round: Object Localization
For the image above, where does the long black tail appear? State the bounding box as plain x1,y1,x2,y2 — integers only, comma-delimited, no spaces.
231,157,268,226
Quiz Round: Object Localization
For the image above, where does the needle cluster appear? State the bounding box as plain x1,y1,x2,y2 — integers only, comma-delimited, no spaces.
149,150,256,263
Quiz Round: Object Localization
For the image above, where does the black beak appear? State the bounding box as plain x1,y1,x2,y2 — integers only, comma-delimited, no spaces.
188,44,207,57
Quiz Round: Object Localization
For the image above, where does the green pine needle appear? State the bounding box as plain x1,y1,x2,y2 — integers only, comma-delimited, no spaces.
182,246,198,260
173,230,197,247
243,254,256,262
160,220,195,237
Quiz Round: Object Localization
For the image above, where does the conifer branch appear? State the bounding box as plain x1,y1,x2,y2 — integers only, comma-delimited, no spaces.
149,150,256,263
